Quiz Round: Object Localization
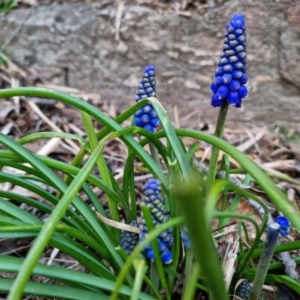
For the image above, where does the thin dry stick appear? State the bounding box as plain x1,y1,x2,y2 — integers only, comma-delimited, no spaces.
28,101,81,153
222,240,239,290
94,210,140,234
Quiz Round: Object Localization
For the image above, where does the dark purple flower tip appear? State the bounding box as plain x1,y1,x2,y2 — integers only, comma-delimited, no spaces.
275,216,290,237
210,14,248,108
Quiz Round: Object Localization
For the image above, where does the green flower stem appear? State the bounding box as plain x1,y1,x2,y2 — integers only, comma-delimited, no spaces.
206,102,229,197
183,248,194,295
249,223,280,300
8,139,107,300
174,175,228,300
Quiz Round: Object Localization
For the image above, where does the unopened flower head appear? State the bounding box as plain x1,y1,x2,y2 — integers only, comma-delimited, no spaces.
139,179,173,264
235,280,251,300
210,14,248,108
120,220,139,254
274,216,290,237
134,65,160,132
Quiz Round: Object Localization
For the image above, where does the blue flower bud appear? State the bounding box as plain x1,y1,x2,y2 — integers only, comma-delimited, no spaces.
223,73,233,85
229,80,241,91
274,216,290,237
134,118,143,127
210,14,248,108
217,85,229,99
210,83,218,93
214,76,223,85
181,225,191,249
161,249,172,264
211,94,224,107
120,221,139,254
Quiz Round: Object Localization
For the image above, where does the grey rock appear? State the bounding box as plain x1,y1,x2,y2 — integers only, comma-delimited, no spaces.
0,0,299,129
280,27,300,88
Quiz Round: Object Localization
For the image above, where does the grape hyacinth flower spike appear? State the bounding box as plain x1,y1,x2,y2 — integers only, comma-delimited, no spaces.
210,14,248,108
139,179,173,264
120,220,139,254
134,65,160,132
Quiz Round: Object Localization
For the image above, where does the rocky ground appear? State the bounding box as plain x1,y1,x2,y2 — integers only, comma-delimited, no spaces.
0,0,299,130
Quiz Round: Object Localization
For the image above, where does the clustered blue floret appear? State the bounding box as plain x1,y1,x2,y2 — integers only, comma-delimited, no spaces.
210,14,248,108
134,66,160,133
120,220,139,254
139,179,173,264
181,225,191,249
235,280,251,300
274,216,290,237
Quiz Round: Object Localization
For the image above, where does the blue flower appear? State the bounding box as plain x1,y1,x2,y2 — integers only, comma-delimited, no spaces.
139,179,173,264
120,220,139,254
181,225,191,249
134,66,160,132
274,216,290,237
210,14,248,108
